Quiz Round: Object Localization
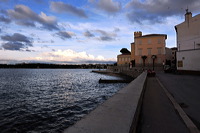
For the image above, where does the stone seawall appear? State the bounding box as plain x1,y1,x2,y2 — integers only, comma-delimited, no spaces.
64,71,147,133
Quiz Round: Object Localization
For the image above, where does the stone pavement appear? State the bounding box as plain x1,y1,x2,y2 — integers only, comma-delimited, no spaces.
138,76,190,133
157,72,200,130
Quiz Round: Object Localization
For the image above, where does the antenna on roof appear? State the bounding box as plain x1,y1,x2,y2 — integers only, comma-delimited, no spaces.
186,5,189,13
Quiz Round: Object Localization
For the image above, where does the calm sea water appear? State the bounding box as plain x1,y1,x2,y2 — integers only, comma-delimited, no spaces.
0,69,127,133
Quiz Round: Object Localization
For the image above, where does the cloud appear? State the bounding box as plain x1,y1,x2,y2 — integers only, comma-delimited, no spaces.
126,0,200,24
1,33,31,43
7,5,59,30
50,1,88,18
55,31,76,40
16,21,35,27
32,49,115,63
95,29,117,41
89,0,121,13
2,42,25,50
114,27,120,32
0,15,11,23
82,29,117,41
1,33,33,51
83,30,95,38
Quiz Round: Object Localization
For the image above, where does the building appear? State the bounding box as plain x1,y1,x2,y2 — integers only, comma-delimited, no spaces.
175,10,200,73
171,47,177,67
165,47,178,66
131,31,167,67
117,48,131,66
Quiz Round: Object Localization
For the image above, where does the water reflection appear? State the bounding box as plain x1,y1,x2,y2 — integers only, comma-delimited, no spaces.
0,69,126,132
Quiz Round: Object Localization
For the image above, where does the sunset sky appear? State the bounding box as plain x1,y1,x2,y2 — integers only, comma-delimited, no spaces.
0,0,200,64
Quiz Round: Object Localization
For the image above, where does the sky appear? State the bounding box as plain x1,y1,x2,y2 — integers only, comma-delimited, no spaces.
0,0,200,64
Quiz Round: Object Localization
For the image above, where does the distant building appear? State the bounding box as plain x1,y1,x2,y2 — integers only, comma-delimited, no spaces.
117,48,131,66
165,47,172,65
171,47,178,67
131,31,167,67
175,10,200,73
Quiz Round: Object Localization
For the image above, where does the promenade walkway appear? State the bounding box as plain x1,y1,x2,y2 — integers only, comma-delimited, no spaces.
157,72,200,130
138,76,190,133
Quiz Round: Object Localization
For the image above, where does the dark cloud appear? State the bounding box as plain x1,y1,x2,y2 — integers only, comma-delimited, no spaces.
1,42,32,51
55,31,75,40
16,21,35,27
0,15,11,23
1,33,33,51
1,33,31,43
83,29,116,41
83,30,95,38
126,0,200,24
50,1,88,18
2,42,24,50
7,5,59,30
0,10,11,23
99,36,113,41
89,0,121,13
127,10,164,24
95,29,116,41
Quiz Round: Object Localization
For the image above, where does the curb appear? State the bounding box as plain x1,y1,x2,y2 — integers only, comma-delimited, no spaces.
156,77,200,133
129,72,147,133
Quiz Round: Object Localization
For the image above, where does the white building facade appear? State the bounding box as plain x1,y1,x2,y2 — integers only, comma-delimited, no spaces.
175,11,200,72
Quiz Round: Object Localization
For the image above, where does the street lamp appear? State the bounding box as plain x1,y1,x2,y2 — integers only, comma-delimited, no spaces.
151,55,157,71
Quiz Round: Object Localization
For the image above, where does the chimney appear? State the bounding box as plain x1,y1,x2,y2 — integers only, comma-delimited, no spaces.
185,9,192,22
134,31,142,38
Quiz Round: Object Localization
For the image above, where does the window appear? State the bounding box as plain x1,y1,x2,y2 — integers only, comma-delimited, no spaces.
138,49,142,55
158,39,161,44
139,40,142,45
178,61,183,67
148,39,151,44
139,59,142,64
147,48,152,55
157,58,161,63
157,48,162,54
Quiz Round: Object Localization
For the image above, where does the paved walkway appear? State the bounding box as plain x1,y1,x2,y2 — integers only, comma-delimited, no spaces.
157,72,200,130
138,77,189,133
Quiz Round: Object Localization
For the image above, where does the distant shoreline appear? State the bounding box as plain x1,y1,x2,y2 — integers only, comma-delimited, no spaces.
0,63,113,69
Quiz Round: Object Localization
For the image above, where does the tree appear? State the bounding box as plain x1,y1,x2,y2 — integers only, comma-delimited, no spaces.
120,48,131,54
141,55,147,67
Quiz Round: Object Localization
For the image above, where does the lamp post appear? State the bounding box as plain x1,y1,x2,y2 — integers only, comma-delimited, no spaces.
151,55,156,71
